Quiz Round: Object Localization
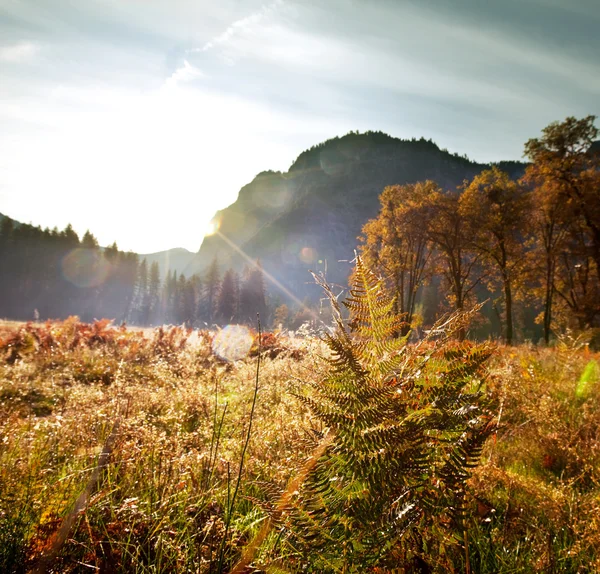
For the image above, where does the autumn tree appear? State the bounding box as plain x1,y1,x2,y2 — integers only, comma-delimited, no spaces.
423,190,481,315
554,223,600,330
524,115,600,335
521,167,571,344
359,181,436,334
459,167,530,345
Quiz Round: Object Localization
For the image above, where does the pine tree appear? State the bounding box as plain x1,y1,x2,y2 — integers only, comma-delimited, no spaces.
148,261,161,325
81,230,99,249
134,259,149,324
202,257,221,325
239,262,267,324
217,268,237,324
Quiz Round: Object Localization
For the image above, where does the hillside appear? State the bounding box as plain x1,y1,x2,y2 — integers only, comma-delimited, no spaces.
192,132,526,299
0,213,16,226
139,247,196,279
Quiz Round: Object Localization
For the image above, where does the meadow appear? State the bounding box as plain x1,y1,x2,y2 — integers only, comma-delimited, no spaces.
0,314,599,573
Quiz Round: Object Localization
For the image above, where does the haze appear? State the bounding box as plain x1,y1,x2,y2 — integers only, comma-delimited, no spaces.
1,0,598,252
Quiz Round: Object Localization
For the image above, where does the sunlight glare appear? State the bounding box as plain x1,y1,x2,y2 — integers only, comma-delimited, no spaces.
203,217,221,238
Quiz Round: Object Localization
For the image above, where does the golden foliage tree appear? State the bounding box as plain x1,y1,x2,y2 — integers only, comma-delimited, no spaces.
359,181,438,334
524,115,600,334
459,167,530,345
424,190,482,329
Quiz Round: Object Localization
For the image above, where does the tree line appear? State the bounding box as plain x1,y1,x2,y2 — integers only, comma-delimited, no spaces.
0,221,272,328
359,116,600,344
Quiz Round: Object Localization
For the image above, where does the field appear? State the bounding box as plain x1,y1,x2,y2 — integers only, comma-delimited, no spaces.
1,318,599,573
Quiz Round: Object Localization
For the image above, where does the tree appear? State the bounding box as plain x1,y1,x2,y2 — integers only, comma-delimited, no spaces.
521,166,570,343
424,190,481,321
524,115,600,335
217,268,237,324
81,230,99,249
460,167,530,345
134,259,149,324
147,261,161,325
173,273,196,326
359,181,437,335
553,221,600,330
273,304,289,329
61,224,79,247
202,257,221,325
239,262,267,324
163,270,178,323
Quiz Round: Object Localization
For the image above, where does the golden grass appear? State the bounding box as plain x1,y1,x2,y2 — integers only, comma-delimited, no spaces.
0,319,598,572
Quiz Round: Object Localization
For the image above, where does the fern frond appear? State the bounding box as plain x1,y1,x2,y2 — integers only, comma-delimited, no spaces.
276,257,497,570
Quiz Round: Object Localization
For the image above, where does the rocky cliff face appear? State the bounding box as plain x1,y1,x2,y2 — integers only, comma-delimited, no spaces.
191,131,526,300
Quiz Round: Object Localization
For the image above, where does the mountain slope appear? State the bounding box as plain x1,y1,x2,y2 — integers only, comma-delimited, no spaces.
192,131,526,300
139,248,196,279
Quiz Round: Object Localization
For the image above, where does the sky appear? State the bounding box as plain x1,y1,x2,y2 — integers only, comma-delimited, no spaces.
1,0,599,253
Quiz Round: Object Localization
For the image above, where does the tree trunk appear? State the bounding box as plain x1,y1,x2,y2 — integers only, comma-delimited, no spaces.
543,258,553,345
455,283,466,341
504,279,513,345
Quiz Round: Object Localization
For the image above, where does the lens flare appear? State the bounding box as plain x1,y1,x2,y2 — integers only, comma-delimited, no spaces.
299,246,317,264
203,214,223,238
62,248,111,288
212,229,324,327
212,324,254,362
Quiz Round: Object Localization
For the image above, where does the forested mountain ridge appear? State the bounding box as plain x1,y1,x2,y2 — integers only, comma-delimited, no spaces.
5,125,595,333
192,131,526,299
139,248,196,280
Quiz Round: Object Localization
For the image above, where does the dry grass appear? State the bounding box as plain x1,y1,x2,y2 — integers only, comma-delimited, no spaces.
0,319,598,572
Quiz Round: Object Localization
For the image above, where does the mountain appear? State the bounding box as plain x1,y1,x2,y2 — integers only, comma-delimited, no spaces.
140,248,196,279
191,131,527,300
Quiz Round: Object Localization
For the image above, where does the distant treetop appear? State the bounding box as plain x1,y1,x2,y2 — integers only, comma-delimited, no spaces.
287,130,481,174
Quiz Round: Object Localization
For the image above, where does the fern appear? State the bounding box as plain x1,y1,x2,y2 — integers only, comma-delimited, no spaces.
282,256,497,571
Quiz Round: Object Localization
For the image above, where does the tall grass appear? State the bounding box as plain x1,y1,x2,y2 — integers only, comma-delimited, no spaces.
0,318,598,572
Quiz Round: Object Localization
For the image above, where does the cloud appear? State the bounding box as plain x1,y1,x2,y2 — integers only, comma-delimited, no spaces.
194,0,284,53
0,41,38,63
165,60,204,88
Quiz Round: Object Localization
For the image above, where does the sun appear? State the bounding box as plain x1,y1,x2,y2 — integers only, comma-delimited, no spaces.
202,217,221,238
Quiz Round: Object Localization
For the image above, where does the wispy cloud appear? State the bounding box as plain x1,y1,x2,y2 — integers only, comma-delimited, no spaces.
164,60,204,88
0,41,38,63
194,0,284,53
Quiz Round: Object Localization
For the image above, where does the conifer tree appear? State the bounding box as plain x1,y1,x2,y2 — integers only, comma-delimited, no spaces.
217,268,237,324
61,224,80,246
202,257,221,325
239,262,267,324
148,261,161,325
81,230,99,248
134,259,149,324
